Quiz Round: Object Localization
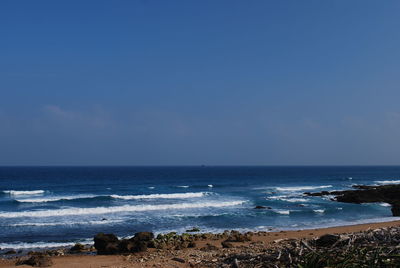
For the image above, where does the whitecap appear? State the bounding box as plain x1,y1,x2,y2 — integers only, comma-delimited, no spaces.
177,185,189,188
3,190,45,196
148,187,155,189
6,219,124,227
110,192,208,200
0,239,92,250
275,185,332,192
15,195,96,203
313,209,325,213
275,210,290,215
0,200,245,218
374,180,400,185
379,203,391,207
208,184,213,188
268,196,309,203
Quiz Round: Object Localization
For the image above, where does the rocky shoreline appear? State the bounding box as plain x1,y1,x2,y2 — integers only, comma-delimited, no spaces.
0,220,399,267
304,183,400,216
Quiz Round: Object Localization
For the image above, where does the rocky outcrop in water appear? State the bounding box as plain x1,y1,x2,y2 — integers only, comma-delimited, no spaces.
304,184,400,216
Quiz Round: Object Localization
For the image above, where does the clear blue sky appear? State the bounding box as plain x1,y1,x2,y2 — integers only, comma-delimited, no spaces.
1,1,400,165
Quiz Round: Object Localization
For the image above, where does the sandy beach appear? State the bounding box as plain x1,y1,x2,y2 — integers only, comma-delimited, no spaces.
2,220,400,268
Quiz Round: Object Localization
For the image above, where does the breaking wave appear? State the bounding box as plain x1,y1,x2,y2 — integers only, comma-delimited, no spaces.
275,185,332,192
375,180,400,185
0,201,245,218
3,190,45,196
110,192,209,200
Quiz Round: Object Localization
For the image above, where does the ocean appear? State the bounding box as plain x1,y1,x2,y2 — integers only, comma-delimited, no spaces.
1,166,399,251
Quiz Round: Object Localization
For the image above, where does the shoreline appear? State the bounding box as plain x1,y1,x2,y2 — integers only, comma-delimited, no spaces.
2,219,400,267
2,215,400,252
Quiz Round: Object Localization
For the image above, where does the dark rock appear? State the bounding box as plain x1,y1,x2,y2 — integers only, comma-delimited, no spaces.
133,241,148,252
70,243,85,252
172,257,185,263
147,240,156,248
315,234,340,247
391,202,400,216
94,233,119,255
118,239,135,253
5,249,16,255
16,254,53,267
221,241,235,248
133,231,154,241
120,239,148,253
254,206,267,209
186,227,200,232
305,184,400,216
304,191,330,197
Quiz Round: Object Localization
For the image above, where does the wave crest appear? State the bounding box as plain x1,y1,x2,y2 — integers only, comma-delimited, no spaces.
375,180,400,185
275,185,332,192
111,192,208,200
3,190,45,196
0,201,245,218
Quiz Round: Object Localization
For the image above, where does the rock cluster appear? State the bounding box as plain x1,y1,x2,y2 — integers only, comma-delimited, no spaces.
16,253,53,267
305,184,400,216
94,232,154,254
93,230,254,255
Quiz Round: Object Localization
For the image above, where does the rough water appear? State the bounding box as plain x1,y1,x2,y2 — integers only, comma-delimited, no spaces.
1,166,399,250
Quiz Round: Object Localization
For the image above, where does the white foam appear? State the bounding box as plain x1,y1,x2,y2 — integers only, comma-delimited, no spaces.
375,180,400,185
148,187,155,189
275,210,290,215
15,195,96,203
3,190,45,196
208,184,213,188
177,185,189,188
0,239,92,250
284,198,309,202
379,202,391,207
6,219,124,227
275,185,332,192
0,201,245,218
313,209,325,213
110,192,208,200
268,196,309,202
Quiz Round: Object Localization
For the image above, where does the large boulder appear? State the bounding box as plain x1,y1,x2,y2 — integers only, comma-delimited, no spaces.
94,232,154,254
94,233,119,255
133,231,154,241
69,243,85,253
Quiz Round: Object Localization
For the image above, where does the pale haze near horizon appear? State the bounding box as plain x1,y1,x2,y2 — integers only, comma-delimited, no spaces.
1,1,400,166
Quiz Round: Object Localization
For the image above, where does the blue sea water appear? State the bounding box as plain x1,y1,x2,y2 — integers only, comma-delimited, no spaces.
0,166,400,251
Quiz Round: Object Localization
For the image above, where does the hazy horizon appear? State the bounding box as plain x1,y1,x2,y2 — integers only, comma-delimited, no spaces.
1,1,400,166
